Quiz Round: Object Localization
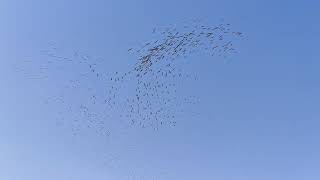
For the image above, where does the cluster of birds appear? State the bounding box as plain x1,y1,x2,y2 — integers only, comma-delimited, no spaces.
17,20,243,134
131,22,241,73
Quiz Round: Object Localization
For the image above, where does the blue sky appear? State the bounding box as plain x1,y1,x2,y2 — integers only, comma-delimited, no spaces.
1,0,320,180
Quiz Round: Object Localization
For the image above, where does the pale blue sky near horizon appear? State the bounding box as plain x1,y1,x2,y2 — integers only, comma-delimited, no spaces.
1,1,320,180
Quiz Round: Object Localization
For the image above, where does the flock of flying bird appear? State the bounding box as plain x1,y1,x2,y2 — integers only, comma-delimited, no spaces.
18,20,243,136
106,21,242,129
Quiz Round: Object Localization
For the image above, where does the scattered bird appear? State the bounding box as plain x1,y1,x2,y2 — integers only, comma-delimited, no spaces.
20,20,243,133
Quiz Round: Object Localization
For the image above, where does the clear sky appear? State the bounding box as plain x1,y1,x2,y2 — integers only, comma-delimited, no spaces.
1,0,320,180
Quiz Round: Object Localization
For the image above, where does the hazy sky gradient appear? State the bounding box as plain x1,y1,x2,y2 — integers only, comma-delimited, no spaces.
1,0,320,180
